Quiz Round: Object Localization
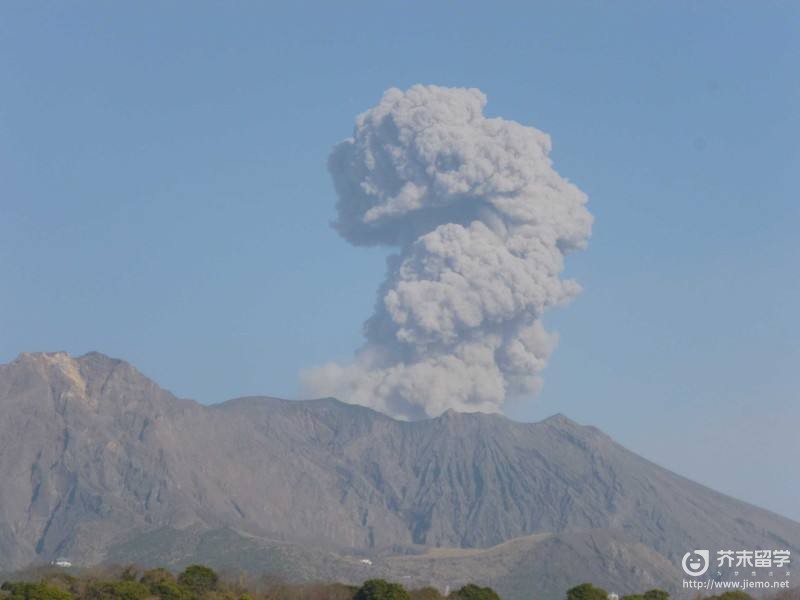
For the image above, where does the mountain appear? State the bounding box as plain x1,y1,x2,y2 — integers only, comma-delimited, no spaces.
1,352,798,599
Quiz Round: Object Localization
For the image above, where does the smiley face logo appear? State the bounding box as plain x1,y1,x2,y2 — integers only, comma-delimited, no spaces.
682,550,710,577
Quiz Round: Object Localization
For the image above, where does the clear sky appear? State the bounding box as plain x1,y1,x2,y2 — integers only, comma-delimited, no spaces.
2,2,798,520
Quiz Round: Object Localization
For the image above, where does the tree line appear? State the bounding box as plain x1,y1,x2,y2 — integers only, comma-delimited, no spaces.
0,565,499,600
567,582,799,600
2,566,798,600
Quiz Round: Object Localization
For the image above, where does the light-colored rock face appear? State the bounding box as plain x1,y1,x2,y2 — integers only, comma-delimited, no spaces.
21,352,86,392
0,352,798,597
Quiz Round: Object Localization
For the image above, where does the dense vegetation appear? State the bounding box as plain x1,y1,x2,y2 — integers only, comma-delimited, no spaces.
0,566,499,600
567,582,799,600
3,568,798,600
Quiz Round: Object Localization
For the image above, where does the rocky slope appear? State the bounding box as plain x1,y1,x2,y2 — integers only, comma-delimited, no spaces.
1,352,798,598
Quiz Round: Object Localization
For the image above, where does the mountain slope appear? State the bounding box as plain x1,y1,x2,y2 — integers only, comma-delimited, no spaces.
1,352,798,597
101,526,681,600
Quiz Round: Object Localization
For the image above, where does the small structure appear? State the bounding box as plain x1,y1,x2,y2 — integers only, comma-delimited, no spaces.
52,558,72,568
607,593,619,600
359,558,373,566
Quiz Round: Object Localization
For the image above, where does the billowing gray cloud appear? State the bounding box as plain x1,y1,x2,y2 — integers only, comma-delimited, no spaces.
302,85,592,419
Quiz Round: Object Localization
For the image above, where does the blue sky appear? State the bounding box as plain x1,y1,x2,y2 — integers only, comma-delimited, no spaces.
2,2,798,520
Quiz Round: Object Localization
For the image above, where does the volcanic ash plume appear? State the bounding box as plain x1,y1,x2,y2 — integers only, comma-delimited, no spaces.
302,85,592,420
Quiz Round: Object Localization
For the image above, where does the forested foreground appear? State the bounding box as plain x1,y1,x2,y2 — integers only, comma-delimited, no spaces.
0,565,498,600
564,583,799,600
1,565,798,600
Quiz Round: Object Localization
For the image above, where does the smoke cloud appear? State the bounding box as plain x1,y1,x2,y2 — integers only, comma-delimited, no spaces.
302,85,592,420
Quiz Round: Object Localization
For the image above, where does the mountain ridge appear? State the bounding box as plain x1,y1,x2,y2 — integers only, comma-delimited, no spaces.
1,351,798,599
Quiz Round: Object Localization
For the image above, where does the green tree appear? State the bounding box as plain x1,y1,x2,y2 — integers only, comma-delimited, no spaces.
621,596,645,600
141,569,176,587
409,587,444,600
177,566,218,596
152,581,186,600
1,582,72,600
140,568,183,600
120,567,140,582
85,580,150,600
39,574,77,595
642,590,669,600
354,580,410,600
449,584,501,600
567,584,608,600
